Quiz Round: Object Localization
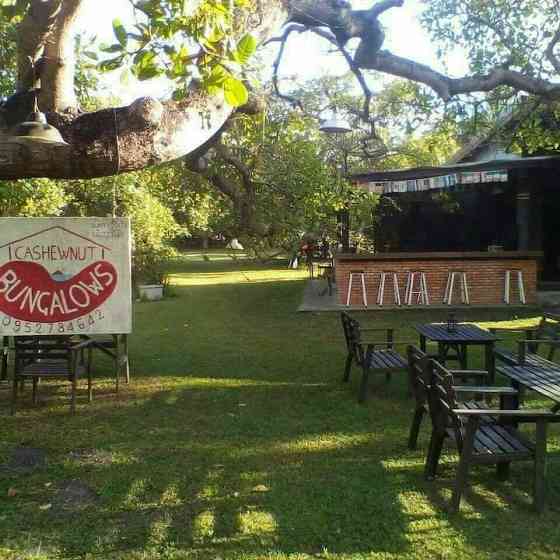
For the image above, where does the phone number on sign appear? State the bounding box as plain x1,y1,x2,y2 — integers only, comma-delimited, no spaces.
0,309,105,335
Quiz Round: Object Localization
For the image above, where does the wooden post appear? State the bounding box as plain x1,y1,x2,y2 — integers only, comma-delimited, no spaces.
516,190,531,251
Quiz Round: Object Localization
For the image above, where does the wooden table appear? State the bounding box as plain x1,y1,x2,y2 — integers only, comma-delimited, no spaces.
497,364,560,412
416,323,499,381
80,334,130,387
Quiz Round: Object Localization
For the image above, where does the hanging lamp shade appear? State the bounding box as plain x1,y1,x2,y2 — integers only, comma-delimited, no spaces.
319,117,352,135
7,107,69,146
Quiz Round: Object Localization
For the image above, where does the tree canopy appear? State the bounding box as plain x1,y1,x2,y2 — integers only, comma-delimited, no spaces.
1,0,560,181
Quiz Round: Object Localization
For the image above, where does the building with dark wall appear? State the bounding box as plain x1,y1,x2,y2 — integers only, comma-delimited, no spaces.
351,154,560,282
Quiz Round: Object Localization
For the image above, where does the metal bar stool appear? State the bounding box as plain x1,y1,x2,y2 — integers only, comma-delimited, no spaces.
504,270,526,304
377,272,401,306
443,271,470,305
346,270,368,307
405,272,430,305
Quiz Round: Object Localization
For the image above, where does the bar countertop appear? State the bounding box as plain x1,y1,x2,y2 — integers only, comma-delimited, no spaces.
335,251,543,262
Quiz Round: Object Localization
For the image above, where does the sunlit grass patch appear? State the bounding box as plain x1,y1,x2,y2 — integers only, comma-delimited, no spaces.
170,269,307,286
239,509,278,537
193,509,216,541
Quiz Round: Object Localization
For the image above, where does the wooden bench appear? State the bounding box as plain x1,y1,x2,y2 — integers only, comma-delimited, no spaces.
341,312,409,402
491,312,560,373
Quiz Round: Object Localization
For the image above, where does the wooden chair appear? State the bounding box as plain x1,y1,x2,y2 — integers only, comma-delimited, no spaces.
340,312,410,402
491,312,560,371
407,345,493,450
11,336,94,415
425,359,560,513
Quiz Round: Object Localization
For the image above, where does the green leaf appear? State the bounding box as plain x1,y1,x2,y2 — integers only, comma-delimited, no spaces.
235,34,257,65
172,88,187,101
101,43,124,54
99,56,124,72
133,49,156,67
136,63,161,81
206,65,229,87
113,18,128,47
223,77,248,107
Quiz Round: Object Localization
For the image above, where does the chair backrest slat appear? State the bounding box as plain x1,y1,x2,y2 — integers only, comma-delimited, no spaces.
407,345,431,407
340,312,365,365
428,360,464,449
14,336,72,364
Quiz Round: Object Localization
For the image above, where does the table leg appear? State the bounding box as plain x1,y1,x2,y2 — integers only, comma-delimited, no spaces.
459,344,468,369
501,379,520,430
123,334,130,384
1,336,8,382
485,342,496,385
438,343,446,364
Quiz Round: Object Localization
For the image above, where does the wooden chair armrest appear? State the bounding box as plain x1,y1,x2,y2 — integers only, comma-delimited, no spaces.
489,327,537,334
365,340,416,348
453,386,518,395
516,339,560,364
517,339,560,346
449,369,488,378
453,408,560,422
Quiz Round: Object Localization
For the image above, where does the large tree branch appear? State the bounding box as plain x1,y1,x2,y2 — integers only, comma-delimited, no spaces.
266,23,308,108
0,92,232,179
545,26,560,75
355,50,560,101
215,143,253,188
369,0,404,18
286,0,560,102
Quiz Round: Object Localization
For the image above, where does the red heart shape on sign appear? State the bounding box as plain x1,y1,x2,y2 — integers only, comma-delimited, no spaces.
0,260,117,323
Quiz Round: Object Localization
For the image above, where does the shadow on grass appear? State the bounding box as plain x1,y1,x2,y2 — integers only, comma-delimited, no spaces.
0,380,412,558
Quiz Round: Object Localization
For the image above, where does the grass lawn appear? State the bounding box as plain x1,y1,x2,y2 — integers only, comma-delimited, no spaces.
1,251,560,559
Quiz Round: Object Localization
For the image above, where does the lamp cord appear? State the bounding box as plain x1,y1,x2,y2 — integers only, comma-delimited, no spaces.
27,56,39,113
112,108,120,218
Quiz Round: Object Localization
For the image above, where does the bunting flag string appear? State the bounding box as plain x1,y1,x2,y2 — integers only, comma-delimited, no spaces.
359,170,508,195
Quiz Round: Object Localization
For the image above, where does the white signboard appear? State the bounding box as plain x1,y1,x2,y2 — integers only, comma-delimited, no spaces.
0,217,132,336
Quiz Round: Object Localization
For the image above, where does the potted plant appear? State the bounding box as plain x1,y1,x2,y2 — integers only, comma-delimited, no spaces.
133,245,173,301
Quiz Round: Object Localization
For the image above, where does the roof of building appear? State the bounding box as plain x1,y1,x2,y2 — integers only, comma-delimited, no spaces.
445,99,538,165
350,155,560,183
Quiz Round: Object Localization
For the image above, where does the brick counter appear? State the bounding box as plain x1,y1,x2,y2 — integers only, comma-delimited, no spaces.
335,251,542,307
